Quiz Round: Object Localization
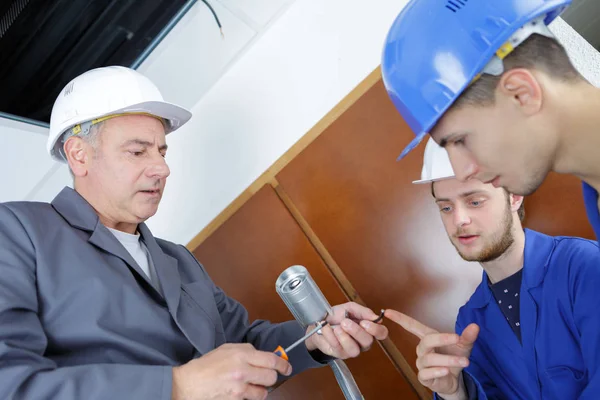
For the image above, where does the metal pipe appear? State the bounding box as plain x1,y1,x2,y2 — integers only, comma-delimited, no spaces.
0,111,49,129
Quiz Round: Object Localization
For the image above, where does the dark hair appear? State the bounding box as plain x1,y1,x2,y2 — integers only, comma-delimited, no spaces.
453,34,583,109
431,183,525,222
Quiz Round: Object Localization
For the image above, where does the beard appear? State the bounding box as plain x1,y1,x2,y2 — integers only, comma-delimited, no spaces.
451,200,515,263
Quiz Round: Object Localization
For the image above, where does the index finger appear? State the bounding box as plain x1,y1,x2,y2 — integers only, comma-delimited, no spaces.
248,350,292,377
384,309,437,339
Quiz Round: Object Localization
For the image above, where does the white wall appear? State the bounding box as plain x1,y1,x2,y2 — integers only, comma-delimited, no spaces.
562,0,600,50
0,118,62,203
2,5,600,247
549,17,600,86
144,0,412,244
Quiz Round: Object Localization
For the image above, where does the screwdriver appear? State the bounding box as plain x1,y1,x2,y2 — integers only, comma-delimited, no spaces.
274,320,329,361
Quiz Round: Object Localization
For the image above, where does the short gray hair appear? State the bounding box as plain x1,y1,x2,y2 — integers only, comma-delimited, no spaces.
64,121,105,177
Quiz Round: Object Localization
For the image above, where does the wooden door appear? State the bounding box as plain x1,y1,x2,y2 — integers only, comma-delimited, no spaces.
193,185,420,399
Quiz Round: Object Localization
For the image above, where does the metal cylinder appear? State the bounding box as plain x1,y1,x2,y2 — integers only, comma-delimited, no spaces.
275,265,332,328
275,265,364,400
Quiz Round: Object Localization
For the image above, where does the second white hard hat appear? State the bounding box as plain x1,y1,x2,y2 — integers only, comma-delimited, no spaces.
47,66,192,163
412,137,456,184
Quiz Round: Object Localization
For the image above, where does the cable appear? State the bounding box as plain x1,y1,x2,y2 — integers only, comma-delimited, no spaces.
200,0,223,37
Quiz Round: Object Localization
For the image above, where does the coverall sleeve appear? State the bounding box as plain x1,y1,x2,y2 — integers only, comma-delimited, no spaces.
0,205,173,400
433,370,487,400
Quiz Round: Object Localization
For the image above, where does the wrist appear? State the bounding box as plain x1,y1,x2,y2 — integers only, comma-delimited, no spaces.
305,333,317,352
304,325,319,351
439,372,467,400
171,366,182,400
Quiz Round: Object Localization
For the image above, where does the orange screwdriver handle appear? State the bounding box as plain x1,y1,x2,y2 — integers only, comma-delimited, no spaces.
273,345,288,361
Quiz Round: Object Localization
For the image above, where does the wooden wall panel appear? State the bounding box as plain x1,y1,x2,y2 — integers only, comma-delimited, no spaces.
523,171,595,239
192,185,419,399
275,79,596,376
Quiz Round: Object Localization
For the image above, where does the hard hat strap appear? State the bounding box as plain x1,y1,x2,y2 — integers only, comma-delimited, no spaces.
470,15,555,84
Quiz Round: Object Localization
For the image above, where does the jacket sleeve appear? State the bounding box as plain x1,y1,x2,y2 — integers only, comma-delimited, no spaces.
0,205,173,400
182,247,325,377
567,240,600,399
433,370,487,400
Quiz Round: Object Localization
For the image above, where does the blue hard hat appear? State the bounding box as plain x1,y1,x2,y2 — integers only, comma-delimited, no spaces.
382,0,571,160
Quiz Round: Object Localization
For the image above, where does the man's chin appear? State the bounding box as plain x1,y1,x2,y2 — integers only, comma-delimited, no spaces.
451,241,480,261
458,252,484,262
134,206,159,222
507,172,548,197
455,246,484,262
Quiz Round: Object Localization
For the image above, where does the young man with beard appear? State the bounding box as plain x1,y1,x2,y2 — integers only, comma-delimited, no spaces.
385,139,600,400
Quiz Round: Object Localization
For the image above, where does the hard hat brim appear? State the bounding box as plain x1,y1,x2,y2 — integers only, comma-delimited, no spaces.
397,130,427,161
412,175,455,185
49,100,192,163
112,100,192,133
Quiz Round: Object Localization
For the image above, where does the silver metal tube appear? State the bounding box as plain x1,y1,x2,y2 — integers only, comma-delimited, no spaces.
276,265,364,400
330,359,364,400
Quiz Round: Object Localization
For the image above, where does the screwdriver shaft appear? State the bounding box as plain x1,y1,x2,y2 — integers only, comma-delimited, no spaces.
285,320,329,353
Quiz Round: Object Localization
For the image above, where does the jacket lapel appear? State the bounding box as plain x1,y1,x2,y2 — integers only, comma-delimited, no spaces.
138,223,181,313
472,275,524,357
139,224,217,354
87,221,157,289
51,187,156,289
52,187,216,355
520,229,554,382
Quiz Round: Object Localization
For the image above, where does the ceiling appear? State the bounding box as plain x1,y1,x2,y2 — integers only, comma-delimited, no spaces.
0,0,597,129
136,0,294,110
0,0,226,126
0,0,296,204
0,0,295,129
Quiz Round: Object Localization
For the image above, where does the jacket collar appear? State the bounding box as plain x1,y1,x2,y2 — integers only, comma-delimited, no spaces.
51,186,164,292
467,228,555,309
51,186,100,232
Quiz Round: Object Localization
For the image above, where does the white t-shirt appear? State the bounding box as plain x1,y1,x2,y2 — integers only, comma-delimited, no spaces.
107,227,160,290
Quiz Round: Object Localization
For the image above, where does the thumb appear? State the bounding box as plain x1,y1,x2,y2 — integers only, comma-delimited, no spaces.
457,323,479,354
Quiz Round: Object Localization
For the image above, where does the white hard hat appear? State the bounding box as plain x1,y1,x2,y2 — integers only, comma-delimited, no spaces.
412,137,456,184
47,66,192,162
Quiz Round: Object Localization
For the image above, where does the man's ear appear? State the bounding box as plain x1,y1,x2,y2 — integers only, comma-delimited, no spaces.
498,68,543,116
63,137,89,177
509,193,524,212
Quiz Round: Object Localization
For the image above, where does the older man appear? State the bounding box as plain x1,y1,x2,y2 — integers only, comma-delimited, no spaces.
0,66,387,400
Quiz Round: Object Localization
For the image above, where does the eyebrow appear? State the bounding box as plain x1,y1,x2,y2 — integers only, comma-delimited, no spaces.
435,190,487,203
122,139,168,151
